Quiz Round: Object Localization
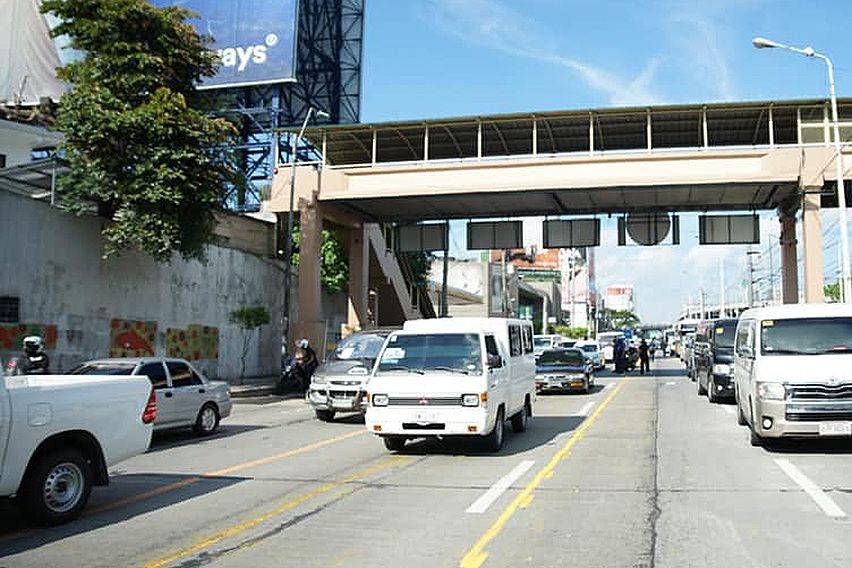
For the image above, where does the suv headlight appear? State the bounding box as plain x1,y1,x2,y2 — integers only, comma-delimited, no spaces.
312,375,327,385
372,394,389,407
756,382,786,401
712,363,731,376
461,394,480,407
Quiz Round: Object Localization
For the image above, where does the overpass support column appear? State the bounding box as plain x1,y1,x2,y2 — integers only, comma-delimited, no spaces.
801,188,825,303
294,192,326,353
346,225,369,334
778,204,799,304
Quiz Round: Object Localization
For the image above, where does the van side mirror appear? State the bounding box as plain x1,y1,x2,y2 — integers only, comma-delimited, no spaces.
738,346,754,359
487,354,503,369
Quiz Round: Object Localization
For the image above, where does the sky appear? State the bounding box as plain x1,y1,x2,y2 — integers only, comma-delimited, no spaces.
357,0,852,322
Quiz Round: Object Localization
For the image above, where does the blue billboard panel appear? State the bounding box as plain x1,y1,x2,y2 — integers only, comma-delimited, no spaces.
153,0,298,89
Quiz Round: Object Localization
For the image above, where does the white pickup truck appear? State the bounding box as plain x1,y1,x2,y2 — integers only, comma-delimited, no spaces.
0,370,155,525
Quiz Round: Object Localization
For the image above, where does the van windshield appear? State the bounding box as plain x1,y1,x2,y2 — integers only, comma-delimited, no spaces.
714,322,737,348
761,317,852,355
377,333,482,375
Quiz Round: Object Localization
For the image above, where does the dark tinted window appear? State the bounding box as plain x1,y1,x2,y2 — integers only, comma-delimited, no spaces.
485,335,500,357
69,363,135,375
538,349,585,365
167,361,196,387
139,362,168,389
761,317,852,355
713,322,737,348
509,325,522,357
523,326,534,354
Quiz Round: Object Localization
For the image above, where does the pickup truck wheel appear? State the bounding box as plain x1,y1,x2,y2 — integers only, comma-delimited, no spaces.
21,448,92,526
482,408,505,453
193,404,220,436
315,409,336,422
511,399,529,433
383,436,406,452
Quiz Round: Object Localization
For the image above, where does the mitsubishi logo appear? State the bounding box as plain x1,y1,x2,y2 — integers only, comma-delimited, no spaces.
827,378,841,387
418,397,429,405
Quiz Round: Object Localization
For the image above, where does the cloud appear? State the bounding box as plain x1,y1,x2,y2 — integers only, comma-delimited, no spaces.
422,0,663,106
666,6,736,100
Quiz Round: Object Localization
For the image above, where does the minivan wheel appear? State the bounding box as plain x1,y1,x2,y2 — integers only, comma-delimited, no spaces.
315,409,335,422
383,436,406,452
20,448,92,526
511,399,529,433
749,425,764,447
737,399,748,426
193,404,220,436
707,377,717,403
483,408,505,453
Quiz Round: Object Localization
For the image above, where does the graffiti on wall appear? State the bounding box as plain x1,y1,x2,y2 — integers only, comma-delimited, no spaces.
166,325,219,361
0,324,58,350
109,319,157,357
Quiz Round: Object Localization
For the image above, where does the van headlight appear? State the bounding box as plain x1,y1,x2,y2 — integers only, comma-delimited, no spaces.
756,382,786,401
312,375,327,385
712,364,731,376
372,394,389,407
461,394,480,407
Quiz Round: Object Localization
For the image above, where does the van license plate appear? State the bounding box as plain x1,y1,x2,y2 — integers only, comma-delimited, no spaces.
415,412,437,423
818,422,852,436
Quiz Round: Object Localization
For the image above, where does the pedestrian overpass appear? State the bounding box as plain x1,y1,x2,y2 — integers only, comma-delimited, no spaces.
264,98,852,347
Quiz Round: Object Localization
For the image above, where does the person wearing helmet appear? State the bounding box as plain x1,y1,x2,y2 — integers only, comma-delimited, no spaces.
293,339,318,392
21,335,50,375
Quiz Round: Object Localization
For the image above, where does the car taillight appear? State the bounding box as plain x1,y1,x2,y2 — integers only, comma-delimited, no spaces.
142,389,157,424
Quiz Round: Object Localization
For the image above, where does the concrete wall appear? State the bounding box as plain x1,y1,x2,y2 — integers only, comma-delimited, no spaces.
0,190,284,379
0,120,62,167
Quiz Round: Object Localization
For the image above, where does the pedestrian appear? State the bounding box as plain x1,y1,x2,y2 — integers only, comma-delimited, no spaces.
638,338,650,376
649,341,657,362
613,337,626,374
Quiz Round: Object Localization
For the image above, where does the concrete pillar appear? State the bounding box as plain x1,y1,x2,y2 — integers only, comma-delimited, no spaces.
293,192,326,354
779,212,799,304
345,225,369,335
801,188,825,303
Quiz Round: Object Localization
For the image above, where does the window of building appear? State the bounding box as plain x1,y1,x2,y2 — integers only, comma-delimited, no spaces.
0,297,19,323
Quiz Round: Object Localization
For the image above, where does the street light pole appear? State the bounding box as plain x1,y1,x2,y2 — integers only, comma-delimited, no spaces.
754,37,852,302
281,107,329,354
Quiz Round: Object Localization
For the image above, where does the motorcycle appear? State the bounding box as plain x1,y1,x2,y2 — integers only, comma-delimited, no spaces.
277,350,318,395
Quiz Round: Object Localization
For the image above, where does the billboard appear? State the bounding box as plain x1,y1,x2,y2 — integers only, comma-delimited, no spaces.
153,0,299,89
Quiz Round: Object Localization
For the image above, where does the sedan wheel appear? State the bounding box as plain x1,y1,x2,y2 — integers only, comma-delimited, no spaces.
194,404,220,436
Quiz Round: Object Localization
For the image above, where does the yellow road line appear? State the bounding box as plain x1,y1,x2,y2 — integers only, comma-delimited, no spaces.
143,456,409,568
459,378,627,568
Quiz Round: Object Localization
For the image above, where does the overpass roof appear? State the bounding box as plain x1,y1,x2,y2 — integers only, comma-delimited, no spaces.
301,98,852,167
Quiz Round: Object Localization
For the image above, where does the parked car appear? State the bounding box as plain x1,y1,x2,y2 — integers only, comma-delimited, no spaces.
693,318,738,402
533,334,564,358
1,368,154,525
575,340,604,370
366,317,535,453
596,331,624,363
535,348,595,393
307,329,392,421
70,358,231,436
734,304,852,446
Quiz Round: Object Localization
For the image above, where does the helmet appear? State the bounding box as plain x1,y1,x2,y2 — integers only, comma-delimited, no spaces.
23,335,43,356
297,339,310,349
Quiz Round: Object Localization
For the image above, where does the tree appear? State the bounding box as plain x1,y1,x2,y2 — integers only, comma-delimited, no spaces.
42,0,240,262
825,282,841,302
291,227,350,294
552,325,589,340
602,308,640,330
229,306,271,382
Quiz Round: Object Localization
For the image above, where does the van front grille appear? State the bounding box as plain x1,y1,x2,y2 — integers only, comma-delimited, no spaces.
787,382,852,401
388,397,462,407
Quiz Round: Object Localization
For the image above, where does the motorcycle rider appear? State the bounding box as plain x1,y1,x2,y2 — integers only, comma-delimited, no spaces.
294,339,318,391
19,335,50,375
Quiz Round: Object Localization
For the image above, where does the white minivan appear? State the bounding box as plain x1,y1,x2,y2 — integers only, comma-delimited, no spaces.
734,304,852,446
365,318,535,452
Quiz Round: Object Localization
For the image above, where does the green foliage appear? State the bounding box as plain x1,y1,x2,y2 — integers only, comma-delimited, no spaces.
552,325,589,340
601,308,640,330
825,282,841,302
42,0,240,262
401,251,433,287
229,306,271,330
291,227,350,294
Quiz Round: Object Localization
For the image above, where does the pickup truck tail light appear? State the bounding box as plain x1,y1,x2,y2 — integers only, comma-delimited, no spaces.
142,389,157,424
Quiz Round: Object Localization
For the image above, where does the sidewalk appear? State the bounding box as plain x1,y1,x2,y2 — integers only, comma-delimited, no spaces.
224,375,307,399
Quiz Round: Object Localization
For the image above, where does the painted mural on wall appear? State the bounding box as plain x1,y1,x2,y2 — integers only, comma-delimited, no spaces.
0,324,58,350
166,325,219,361
109,319,157,357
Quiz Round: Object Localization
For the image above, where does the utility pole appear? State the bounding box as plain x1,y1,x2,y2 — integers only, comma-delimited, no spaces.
699,288,706,320
768,236,775,304
746,249,759,308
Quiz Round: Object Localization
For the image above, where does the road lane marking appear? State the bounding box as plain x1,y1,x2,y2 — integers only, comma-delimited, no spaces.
665,381,676,385
578,401,595,416
774,458,847,519
459,378,626,568
465,461,535,514
142,456,409,568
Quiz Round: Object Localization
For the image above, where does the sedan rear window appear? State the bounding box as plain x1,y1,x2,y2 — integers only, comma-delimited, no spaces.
538,350,585,365
69,363,136,375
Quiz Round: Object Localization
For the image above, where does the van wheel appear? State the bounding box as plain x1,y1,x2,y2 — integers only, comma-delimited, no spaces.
20,448,92,526
511,399,530,433
737,399,748,426
315,409,335,422
707,377,717,403
749,425,764,447
383,436,406,452
483,408,505,452
193,404,220,436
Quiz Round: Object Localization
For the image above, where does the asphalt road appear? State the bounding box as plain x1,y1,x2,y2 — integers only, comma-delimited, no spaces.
2,357,851,567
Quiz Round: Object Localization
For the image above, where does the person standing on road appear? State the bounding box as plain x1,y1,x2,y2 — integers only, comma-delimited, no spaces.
638,338,650,376
613,337,626,374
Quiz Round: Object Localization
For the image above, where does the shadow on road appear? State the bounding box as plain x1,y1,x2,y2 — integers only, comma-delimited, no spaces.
145,423,269,454
760,438,852,455
537,384,607,396
0,472,247,555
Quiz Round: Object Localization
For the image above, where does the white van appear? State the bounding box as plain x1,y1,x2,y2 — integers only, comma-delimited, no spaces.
734,304,852,446
596,331,624,363
365,318,535,452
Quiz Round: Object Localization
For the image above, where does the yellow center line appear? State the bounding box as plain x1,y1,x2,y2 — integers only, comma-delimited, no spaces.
142,455,410,568
459,378,627,568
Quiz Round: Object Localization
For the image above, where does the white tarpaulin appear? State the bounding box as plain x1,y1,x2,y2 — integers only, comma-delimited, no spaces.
1,0,65,104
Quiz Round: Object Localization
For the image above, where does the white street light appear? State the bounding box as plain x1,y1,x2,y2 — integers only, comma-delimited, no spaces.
282,107,329,351
754,37,852,303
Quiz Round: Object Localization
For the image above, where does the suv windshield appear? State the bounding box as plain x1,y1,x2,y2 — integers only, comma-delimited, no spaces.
69,363,136,375
330,333,386,361
714,322,737,348
377,333,482,374
538,349,585,365
761,317,852,355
